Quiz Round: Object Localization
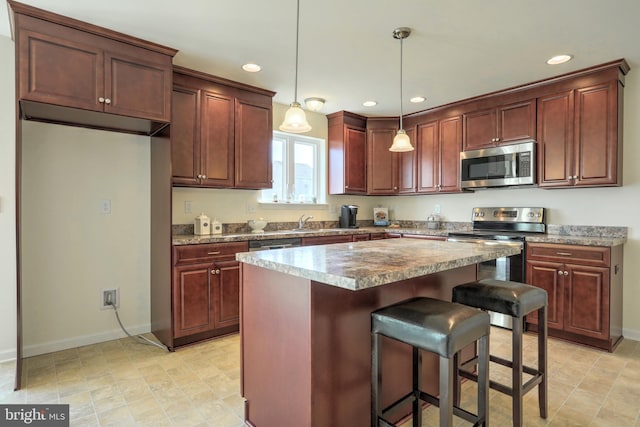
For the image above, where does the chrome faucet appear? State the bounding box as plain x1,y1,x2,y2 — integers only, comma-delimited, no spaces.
298,214,314,229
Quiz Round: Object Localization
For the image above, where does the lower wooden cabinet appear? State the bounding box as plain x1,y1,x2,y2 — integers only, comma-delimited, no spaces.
301,235,355,246
171,241,248,346
525,242,623,351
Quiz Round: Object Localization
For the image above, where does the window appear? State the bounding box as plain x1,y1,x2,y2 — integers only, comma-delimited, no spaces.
261,131,326,204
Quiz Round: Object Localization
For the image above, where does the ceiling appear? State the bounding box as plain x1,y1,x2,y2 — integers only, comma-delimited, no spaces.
2,0,639,117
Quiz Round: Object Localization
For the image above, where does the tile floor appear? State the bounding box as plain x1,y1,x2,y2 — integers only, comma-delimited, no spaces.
0,328,639,426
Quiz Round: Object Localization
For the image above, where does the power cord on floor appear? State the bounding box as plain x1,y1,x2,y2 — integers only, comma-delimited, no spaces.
106,299,168,351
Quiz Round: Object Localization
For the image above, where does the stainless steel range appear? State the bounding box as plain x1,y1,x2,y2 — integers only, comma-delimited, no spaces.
447,207,546,328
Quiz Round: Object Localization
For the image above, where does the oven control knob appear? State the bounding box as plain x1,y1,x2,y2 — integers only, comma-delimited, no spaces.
528,212,534,217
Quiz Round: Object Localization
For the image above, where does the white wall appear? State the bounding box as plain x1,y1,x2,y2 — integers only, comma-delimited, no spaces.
20,122,151,357
0,36,17,362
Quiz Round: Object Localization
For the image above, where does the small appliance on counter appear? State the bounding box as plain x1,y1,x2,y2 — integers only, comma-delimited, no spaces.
194,213,211,235
339,205,359,228
247,218,268,233
373,207,389,226
210,219,222,235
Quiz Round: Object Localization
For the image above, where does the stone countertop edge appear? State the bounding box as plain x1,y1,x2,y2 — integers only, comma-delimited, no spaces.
172,226,626,247
235,239,522,291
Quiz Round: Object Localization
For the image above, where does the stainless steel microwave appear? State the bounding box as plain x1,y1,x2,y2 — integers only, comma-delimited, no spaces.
460,141,536,189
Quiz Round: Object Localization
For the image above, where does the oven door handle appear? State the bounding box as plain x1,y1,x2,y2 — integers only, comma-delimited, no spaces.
447,237,523,248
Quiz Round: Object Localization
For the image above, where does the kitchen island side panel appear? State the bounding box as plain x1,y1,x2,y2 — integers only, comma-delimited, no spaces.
241,262,477,427
241,263,313,427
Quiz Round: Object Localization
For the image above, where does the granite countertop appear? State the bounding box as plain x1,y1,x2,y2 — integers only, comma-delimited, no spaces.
172,226,625,247
236,239,521,291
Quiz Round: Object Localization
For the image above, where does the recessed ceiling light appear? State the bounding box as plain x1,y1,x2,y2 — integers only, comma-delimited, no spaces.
410,96,426,103
242,63,262,72
546,55,573,65
363,101,377,107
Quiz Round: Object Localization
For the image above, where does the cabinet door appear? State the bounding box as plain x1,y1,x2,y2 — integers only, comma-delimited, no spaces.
18,30,103,112
416,120,438,193
398,127,416,194
564,264,610,340
235,99,273,189
344,126,367,194
367,127,398,194
200,91,234,187
213,259,241,329
537,91,574,187
574,82,619,186
302,235,354,246
353,234,370,242
438,116,463,192
463,108,496,151
172,263,215,338
498,100,536,144
105,51,172,121
526,260,564,330
171,86,200,186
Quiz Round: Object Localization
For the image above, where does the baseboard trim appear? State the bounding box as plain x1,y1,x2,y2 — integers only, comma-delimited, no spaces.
22,323,152,358
0,349,16,364
623,327,640,342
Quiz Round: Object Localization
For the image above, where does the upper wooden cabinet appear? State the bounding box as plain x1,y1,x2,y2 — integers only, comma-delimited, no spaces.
463,99,536,151
416,115,463,194
366,119,415,195
328,111,367,194
10,1,176,133
171,67,274,189
538,80,623,188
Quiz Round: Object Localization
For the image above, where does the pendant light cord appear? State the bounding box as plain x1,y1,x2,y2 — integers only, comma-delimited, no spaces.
399,36,404,130
294,0,301,103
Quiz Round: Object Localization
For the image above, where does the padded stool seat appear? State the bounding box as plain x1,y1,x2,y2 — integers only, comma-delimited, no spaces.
371,297,490,427
452,279,548,427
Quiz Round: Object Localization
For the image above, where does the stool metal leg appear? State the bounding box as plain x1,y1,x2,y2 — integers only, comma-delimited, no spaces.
439,356,454,427
512,317,524,427
538,305,548,418
372,332,381,427
477,333,490,427
413,347,422,427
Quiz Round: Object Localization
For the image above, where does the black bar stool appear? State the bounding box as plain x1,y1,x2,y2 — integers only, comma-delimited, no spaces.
452,278,548,427
371,297,490,427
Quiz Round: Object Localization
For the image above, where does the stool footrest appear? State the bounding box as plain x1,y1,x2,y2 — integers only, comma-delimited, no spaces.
381,391,415,422
416,390,486,425
459,366,544,397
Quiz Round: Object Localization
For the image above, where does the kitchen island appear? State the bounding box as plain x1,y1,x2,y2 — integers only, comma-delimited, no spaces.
236,239,521,427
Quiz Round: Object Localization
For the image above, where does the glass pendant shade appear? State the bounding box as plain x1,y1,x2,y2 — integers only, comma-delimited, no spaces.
389,129,413,152
279,102,312,133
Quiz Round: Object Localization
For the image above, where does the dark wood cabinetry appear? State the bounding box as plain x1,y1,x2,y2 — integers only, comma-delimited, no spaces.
171,67,274,189
537,80,623,188
416,115,463,193
328,111,367,194
301,235,355,246
11,1,176,133
366,119,416,195
463,99,536,151
525,242,623,351
170,241,248,347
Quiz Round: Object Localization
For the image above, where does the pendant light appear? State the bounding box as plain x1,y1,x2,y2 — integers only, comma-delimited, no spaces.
279,0,312,133
389,27,414,152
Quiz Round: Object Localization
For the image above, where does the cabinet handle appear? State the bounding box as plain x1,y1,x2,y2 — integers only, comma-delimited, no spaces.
216,269,220,274
210,269,220,275
556,252,572,256
345,185,349,189
393,186,398,190
105,98,111,104
98,97,105,103
563,271,569,276
207,251,221,255
557,270,563,275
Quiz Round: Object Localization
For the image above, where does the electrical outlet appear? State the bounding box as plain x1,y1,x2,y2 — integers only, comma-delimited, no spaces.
184,200,192,214
100,288,119,309
100,199,111,214
434,204,441,214
246,203,257,213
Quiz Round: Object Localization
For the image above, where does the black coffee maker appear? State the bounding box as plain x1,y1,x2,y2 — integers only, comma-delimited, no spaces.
339,205,359,228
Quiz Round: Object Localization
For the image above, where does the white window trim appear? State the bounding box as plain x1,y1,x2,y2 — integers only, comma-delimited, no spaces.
260,131,326,205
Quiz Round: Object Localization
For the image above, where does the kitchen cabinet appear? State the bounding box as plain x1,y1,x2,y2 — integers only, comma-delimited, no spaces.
537,81,623,188
172,67,274,189
525,242,623,352
12,2,175,131
171,241,248,346
328,111,367,194
463,99,536,151
353,234,371,242
416,115,463,193
366,119,416,195
302,235,355,246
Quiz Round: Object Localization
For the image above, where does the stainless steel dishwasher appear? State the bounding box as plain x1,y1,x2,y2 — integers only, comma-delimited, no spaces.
248,237,302,251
